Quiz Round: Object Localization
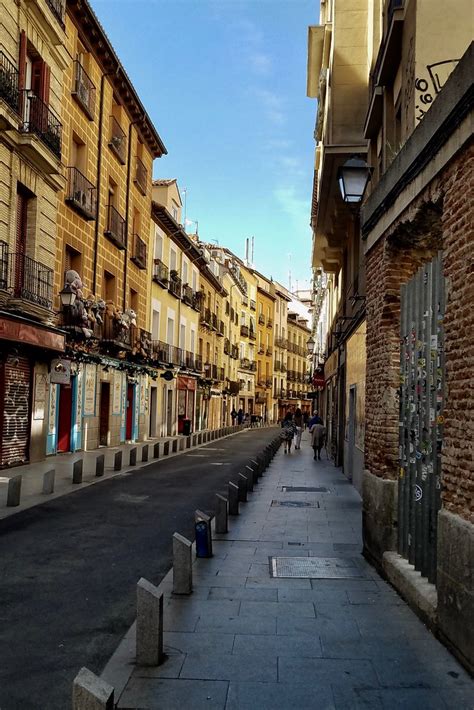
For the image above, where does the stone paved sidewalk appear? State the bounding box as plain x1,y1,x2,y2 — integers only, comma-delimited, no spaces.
106,430,473,709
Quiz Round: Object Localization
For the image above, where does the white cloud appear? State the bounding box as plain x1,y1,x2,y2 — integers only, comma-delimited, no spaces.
253,88,286,126
274,185,311,233
249,52,272,76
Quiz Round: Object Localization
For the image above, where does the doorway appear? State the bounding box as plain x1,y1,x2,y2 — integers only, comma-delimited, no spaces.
166,389,173,436
58,383,73,452
346,385,356,482
149,386,157,437
126,384,134,440
99,382,110,446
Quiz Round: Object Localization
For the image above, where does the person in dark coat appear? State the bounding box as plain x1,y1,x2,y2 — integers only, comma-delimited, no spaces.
237,408,244,425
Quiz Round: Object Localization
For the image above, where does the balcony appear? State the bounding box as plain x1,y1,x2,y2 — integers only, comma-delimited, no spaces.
250,299,256,311
151,340,180,366
46,0,66,28
104,204,126,249
258,313,265,325
217,366,225,381
181,284,193,306
240,324,249,338
71,60,95,120
109,116,126,164
193,290,204,312
20,91,62,159
266,346,272,356
65,167,96,221
249,328,256,341
200,307,211,327
0,51,19,124
204,362,218,380
6,251,53,310
153,258,168,287
168,272,182,299
217,320,225,337
242,296,248,307
275,336,287,349
210,313,218,331
267,317,273,327
224,338,230,355
275,360,281,372
231,344,239,360
240,358,256,372
131,234,147,270
134,156,147,196
258,346,265,355
0,241,7,290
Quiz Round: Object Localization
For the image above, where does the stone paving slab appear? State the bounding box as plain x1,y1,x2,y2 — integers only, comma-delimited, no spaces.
105,430,473,709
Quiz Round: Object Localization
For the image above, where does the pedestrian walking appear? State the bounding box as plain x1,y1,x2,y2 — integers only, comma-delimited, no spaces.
294,407,303,449
303,411,309,430
280,411,296,454
309,421,326,460
309,410,323,427
237,408,244,425
231,408,237,425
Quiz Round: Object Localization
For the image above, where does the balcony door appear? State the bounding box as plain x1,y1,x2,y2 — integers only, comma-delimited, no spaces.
14,189,28,299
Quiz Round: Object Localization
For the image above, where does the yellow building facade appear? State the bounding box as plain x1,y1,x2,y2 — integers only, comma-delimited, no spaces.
49,0,165,454
254,272,275,423
0,0,68,467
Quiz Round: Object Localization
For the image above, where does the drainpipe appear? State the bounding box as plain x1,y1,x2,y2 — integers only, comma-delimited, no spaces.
123,119,144,311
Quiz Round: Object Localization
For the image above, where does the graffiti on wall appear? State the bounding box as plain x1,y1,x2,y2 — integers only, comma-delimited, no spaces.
4,372,30,456
415,59,460,123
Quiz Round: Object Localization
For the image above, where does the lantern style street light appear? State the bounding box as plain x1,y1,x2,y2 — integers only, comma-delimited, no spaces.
59,283,77,307
307,336,315,355
337,156,373,204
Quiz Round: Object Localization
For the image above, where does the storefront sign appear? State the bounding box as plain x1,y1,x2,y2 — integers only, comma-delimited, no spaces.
48,384,57,436
76,369,83,433
0,317,65,351
140,378,146,414
113,373,122,414
33,373,48,420
312,365,325,388
83,365,96,416
50,359,71,385
178,375,197,390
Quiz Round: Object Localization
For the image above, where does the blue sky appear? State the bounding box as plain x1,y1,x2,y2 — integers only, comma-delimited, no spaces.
91,0,318,290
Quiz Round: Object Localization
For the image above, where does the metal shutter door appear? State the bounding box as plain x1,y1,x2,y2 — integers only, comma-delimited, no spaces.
0,356,31,467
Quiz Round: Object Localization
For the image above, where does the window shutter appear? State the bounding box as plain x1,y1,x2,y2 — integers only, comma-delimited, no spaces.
41,63,51,104
18,30,27,91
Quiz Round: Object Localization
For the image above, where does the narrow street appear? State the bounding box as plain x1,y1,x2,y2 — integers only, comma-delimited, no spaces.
0,428,277,710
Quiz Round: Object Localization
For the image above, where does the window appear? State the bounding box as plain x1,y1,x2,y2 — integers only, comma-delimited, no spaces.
182,259,188,284
108,177,117,208
130,288,138,314
180,323,186,351
64,244,81,280
103,270,115,301
152,309,160,339
154,227,163,261
192,268,197,292
167,317,174,345
190,328,196,354
170,247,177,272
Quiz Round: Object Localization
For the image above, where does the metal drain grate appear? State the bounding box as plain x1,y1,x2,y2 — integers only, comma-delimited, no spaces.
270,557,364,579
271,500,320,508
282,486,329,493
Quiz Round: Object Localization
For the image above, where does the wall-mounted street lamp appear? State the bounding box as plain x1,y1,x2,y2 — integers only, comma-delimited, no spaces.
337,156,373,204
59,283,77,308
306,336,315,355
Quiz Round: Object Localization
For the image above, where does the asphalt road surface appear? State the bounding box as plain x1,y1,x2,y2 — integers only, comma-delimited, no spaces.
0,427,279,710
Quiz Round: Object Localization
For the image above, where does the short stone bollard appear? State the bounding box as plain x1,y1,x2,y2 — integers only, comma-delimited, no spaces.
179,438,185,451
173,532,193,595
72,459,83,485
72,666,114,710
114,451,122,471
42,469,55,495
136,578,164,666
153,441,160,459
172,439,178,453
163,441,170,456
186,435,191,449
142,444,149,462
195,509,213,558
6,475,22,507
228,482,239,515
245,465,255,491
215,494,228,534
95,454,105,477
129,447,137,466
250,459,261,479
237,474,248,503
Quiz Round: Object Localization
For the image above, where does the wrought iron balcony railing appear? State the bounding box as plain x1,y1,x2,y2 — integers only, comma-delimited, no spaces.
131,234,147,270
182,284,193,306
0,241,8,290
46,0,66,28
109,115,126,164
231,344,239,359
102,314,134,348
65,167,96,220
267,317,273,327
266,346,272,356
224,338,230,355
153,258,168,286
104,204,126,249
258,313,265,325
7,252,53,309
210,313,218,331
72,60,95,119
134,156,147,195
200,307,211,326
217,319,225,336
168,273,182,298
20,91,62,159
239,358,256,372
250,299,256,311
0,51,19,114
240,324,249,337
249,328,256,341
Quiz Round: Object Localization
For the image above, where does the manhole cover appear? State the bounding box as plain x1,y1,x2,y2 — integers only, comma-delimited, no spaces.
282,486,330,493
271,500,320,508
270,557,364,579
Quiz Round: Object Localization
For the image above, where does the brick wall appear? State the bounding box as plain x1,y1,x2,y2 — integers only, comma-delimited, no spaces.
440,143,474,524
